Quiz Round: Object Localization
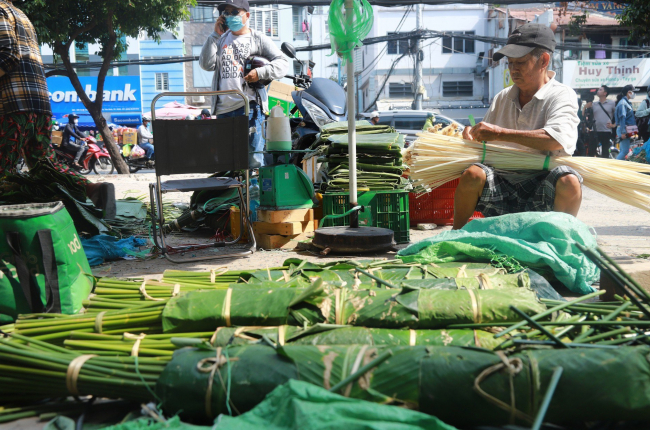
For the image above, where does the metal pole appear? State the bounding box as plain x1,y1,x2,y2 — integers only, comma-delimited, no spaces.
414,4,423,110
338,57,342,85
345,0,359,228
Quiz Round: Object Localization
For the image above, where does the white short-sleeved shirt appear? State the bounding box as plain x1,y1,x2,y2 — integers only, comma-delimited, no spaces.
482,71,579,157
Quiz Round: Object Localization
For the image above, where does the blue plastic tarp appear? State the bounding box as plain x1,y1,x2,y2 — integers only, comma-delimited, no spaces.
81,235,148,266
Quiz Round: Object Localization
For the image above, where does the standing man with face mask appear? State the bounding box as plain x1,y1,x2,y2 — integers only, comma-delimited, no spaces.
199,0,289,168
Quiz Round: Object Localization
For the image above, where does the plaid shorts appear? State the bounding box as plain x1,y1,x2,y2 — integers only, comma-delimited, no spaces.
471,163,583,217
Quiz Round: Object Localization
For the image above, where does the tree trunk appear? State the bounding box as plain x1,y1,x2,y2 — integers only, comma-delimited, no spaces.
86,106,129,174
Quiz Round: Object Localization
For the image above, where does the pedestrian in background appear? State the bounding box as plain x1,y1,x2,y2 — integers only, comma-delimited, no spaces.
581,93,598,156
635,87,650,143
615,84,638,161
593,85,616,158
370,111,380,125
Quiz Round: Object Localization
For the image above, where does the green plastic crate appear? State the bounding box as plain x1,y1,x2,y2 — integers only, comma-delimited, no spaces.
322,190,410,243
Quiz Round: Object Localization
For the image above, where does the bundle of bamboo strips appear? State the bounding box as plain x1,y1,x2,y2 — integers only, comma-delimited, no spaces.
405,129,650,212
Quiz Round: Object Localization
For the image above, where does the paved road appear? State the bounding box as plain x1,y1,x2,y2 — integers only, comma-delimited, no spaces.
83,172,650,278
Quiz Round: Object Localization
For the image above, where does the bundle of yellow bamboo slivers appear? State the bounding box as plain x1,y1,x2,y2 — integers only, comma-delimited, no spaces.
404,124,650,213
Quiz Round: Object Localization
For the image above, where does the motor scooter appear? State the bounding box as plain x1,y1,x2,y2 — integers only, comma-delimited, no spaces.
119,142,155,174
54,136,114,175
280,43,348,166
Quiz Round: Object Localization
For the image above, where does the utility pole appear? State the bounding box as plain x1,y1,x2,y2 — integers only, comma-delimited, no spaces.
414,4,423,110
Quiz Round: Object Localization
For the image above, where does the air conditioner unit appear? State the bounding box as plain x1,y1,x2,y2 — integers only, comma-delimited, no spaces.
192,95,205,104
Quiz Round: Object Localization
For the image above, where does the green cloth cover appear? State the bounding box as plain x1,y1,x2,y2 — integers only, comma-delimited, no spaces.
397,212,599,295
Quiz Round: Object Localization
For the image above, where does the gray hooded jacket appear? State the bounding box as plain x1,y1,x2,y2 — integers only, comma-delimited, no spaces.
199,28,289,115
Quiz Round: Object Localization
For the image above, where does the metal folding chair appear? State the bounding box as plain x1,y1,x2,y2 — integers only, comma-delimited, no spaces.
148,90,256,263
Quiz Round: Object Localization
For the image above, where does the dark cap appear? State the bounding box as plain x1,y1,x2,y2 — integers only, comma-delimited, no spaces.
493,24,556,62
622,84,637,94
218,0,249,12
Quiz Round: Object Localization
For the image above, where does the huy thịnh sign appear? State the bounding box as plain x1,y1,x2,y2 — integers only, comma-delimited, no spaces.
569,59,650,89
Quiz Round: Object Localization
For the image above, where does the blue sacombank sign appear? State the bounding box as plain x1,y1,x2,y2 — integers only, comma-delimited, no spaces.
46,76,141,114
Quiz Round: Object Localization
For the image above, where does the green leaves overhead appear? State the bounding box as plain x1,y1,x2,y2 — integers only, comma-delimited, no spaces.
16,0,196,59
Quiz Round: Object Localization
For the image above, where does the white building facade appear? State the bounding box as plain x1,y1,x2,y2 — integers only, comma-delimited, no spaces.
357,5,489,112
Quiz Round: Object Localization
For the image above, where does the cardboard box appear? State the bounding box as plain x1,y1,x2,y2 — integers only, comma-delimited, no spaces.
302,156,324,183
51,131,63,146
267,81,298,102
229,207,249,242
256,231,314,250
254,220,318,236
257,208,314,224
123,131,138,146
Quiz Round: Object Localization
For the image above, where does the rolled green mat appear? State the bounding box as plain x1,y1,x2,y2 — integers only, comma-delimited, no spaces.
161,281,545,332
208,325,501,350
156,344,650,425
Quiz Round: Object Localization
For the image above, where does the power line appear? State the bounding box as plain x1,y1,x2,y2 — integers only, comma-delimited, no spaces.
358,5,412,78
364,51,409,111
196,0,625,6
297,30,650,54
44,56,199,71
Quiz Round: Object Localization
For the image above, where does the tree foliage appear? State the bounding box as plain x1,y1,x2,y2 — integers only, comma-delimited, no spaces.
14,0,196,173
617,0,650,45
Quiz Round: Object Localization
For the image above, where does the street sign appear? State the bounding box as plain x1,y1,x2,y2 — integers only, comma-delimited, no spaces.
555,1,626,14
46,76,142,116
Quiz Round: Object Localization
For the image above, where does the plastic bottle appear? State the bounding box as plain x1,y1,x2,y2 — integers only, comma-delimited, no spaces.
249,178,260,222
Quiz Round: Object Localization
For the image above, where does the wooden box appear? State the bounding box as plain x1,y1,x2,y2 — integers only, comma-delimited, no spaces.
51,131,63,146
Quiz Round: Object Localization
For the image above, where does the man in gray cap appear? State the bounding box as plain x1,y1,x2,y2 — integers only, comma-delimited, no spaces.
455,23,581,229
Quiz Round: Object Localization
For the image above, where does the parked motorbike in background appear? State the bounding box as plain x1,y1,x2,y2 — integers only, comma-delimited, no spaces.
54,136,114,175
280,42,347,166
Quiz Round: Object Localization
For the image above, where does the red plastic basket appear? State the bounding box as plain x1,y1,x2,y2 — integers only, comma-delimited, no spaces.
409,179,483,226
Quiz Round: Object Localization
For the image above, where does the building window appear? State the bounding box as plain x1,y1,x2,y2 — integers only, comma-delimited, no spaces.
619,38,629,59
190,6,216,23
75,43,90,77
442,81,473,97
155,73,170,92
389,82,413,98
387,33,409,55
293,6,308,41
250,6,279,38
192,46,212,88
107,36,129,77
442,31,475,54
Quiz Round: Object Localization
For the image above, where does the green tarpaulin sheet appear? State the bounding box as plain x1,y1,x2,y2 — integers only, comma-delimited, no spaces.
397,212,599,295
215,380,457,430
92,381,456,430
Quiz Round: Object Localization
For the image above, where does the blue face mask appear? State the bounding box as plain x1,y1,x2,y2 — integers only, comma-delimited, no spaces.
226,15,246,32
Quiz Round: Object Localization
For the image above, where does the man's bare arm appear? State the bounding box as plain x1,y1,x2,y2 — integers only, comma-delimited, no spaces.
464,122,563,152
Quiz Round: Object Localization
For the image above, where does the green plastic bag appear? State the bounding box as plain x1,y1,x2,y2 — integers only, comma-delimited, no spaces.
328,1,373,64
0,202,94,323
215,380,457,430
